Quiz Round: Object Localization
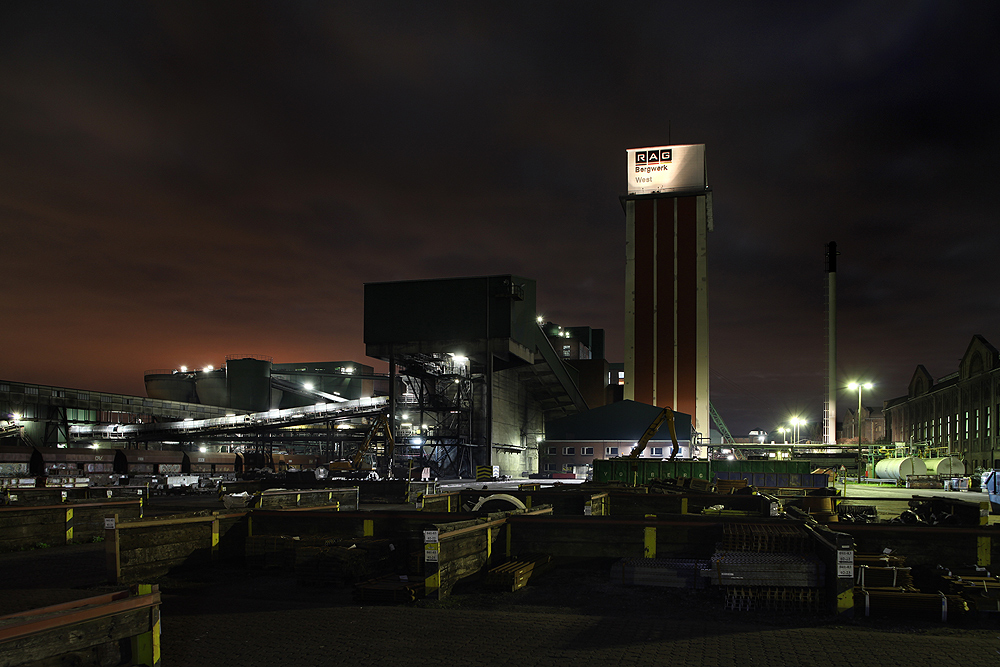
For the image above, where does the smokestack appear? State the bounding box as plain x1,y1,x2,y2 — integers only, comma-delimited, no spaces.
824,242,838,445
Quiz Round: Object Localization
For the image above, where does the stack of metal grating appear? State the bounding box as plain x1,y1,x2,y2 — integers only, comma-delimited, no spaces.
710,552,823,587
610,558,710,589
714,523,824,612
725,586,823,613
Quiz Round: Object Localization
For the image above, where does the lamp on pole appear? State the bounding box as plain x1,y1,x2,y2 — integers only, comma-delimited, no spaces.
790,417,803,444
848,381,873,480
778,426,788,444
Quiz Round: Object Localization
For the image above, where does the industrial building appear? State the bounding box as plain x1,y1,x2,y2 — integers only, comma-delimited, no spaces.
884,334,1000,471
542,400,693,475
364,275,593,478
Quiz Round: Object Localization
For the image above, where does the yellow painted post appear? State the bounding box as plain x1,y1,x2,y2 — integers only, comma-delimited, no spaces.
211,518,220,558
296,493,301,507
447,494,452,512
505,522,512,558
131,585,161,667
680,498,688,515
525,495,532,509
486,526,493,562
364,519,374,537
64,507,74,544
644,514,656,558
979,501,991,567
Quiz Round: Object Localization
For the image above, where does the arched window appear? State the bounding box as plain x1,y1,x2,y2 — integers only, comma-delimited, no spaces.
970,351,984,376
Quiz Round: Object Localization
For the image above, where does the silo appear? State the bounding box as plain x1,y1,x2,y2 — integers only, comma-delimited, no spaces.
923,457,966,477
144,370,198,403
226,356,273,413
195,369,228,407
875,457,927,480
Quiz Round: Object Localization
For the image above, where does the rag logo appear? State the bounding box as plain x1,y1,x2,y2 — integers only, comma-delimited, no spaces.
635,149,672,166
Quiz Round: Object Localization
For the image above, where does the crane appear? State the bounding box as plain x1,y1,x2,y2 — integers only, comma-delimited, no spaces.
709,402,745,460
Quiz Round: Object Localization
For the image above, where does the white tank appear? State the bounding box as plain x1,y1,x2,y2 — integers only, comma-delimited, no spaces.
923,457,966,476
875,457,928,480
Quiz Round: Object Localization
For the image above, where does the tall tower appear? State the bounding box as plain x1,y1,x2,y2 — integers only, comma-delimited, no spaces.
824,242,838,445
623,144,711,444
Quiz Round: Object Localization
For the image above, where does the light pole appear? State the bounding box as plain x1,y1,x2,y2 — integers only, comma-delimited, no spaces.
848,381,873,480
778,426,788,444
789,417,804,445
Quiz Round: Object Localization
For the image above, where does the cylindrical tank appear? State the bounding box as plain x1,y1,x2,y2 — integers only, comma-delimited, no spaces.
226,356,273,413
144,371,198,403
195,369,228,407
923,457,966,476
875,457,928,480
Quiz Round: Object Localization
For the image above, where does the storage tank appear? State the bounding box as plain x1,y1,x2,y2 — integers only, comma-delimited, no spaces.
226,356,273,412
923,457,966,476
875,457,928,480
195,369,228,407
144,370,198,403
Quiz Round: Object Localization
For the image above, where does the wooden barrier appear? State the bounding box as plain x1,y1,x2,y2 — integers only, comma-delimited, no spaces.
2,486,149,507
0,586,161,667
506,514,729,561
604,491,779,517
255,488,359,511
107,512,248,585
108,492,348,584
0,500,142,552
834,522,999,567
422,517,507,599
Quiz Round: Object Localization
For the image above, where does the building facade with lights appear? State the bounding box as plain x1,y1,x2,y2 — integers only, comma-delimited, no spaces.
541,400,693,474
883,334,1000,471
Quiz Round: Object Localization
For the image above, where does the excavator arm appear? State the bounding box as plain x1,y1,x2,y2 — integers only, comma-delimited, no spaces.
351,413,395,469
628,406,680,461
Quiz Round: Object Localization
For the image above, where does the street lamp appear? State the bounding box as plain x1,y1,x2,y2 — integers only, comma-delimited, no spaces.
790,417,804,444
778,426,789,444
848,381,873,480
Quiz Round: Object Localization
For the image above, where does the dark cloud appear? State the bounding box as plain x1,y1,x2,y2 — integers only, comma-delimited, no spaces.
1,1,998,435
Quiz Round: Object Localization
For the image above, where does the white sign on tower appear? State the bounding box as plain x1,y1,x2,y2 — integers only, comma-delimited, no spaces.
626,144,707,194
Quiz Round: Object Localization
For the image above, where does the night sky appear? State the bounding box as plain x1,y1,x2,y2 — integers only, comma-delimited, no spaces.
2,2,999,436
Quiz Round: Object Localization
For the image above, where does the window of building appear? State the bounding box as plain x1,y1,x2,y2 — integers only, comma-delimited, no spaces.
25,386,38,395
581,447,594,456
543,463,556,471
606,447,618,456
545,447,556,455
651,447,663,457
618,371,625,386
562,447,575,455
562,345,571,358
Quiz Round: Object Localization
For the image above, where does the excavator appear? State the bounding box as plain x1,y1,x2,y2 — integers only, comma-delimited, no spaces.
627,406,680,461
329,413,395,477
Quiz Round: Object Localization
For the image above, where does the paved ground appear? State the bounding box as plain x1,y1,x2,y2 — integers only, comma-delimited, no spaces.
4,548,1000,667
3,483,1000,666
